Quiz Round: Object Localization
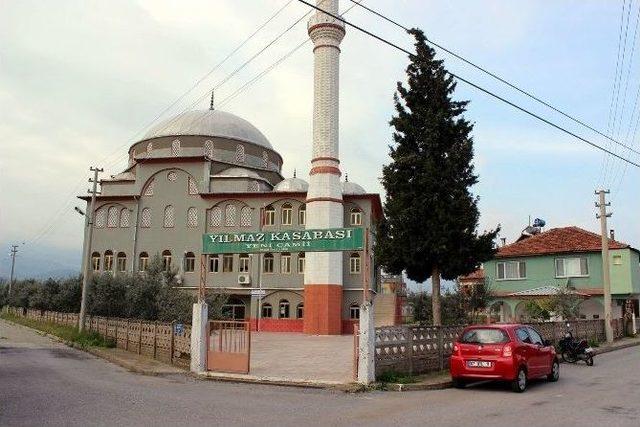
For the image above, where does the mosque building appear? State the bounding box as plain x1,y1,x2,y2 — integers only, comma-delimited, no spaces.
79,1,383,334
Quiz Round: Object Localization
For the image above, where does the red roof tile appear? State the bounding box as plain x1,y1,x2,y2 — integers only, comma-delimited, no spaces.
460,268,484,282
496,226,629,258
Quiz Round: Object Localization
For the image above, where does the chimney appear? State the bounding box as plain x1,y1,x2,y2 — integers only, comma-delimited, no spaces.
500,237,506,246
610,229,615,241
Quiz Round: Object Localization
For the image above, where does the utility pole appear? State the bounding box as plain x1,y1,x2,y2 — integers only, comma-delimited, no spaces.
596,189,614,343
79,167,102,332
8,245,18,298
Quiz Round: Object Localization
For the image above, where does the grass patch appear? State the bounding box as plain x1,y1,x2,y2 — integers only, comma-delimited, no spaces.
588,339,600,348
1,312,115,349
377,370,419,384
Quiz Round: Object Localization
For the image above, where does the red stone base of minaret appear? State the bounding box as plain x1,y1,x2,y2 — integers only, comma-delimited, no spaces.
303,284,342,335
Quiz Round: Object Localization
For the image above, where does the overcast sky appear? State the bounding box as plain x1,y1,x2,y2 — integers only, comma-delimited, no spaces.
1,0,639,281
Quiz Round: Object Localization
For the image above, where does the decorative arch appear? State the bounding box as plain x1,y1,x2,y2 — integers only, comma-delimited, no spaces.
139,168,199,197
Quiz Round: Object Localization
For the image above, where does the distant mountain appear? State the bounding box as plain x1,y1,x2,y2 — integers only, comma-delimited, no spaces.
0,242,80,280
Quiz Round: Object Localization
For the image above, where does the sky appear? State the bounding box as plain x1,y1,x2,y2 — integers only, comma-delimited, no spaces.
1,0,639,283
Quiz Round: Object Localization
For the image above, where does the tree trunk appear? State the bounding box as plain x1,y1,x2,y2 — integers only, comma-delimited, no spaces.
432,266,441,326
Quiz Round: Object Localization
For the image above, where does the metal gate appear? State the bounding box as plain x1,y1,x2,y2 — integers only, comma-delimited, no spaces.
207,320,251,374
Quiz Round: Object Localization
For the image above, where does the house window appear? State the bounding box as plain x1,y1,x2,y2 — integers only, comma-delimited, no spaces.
162,250,172,271
555,257,588,278
235,145,245,163
281,253,291,274
116,252,126,272
239,254,250,273
263,253,274,273
171,139,180,156
350,253,361,274
298,205,306,225
91,252,101,271
208,255,220,273
262,303,273,318
94,209,106,228
209,207,222,227
139,252,149,272
143,179,154,196
496,261,527,280
225,204,236,226
350,208,362,226
296,303,304,319
281,203,292,225
188,177,198,195
613,255,622,266
264,205,275,226
297,253,305,274
164,205,175,228
350,304,360,320
279,300,290,318
107,206,119,228
141,208,151,228
240,207,252,227
187,207,198,228
104,250,114,271
184,252,195,272
223,254,234,272
119,208,130,227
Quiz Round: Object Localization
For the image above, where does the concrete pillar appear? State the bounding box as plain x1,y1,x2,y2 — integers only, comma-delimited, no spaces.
357,302,375,384
190,302,208,373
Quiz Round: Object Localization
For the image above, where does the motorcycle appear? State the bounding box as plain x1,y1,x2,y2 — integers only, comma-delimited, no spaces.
558,323,595,366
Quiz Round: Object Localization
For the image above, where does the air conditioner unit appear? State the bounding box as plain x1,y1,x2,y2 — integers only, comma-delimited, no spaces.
238,274,251,285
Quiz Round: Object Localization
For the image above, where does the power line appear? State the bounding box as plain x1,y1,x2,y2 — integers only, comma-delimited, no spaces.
298,0,640,169
348,0,640,159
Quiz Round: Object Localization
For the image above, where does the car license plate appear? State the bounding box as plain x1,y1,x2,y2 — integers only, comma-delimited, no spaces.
467,360,492,368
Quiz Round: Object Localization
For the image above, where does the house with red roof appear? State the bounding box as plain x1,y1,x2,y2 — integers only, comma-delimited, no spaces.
461,226,640,322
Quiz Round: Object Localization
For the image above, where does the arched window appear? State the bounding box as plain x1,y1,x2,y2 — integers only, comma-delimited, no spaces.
139,252,149,271
296,303,304,319
188,177,198,195
350,208,363,226
281,253,291,274
279,300,290,318
350,303,360,320
264,205,275,226
298,204,306,226
235,144,245,163
94,208,106,228
141,208,152,228
187,207,198,228
167,171,177,182
225,204,236,226
262,151,269,168
350,253,361,274
239,254,250,272
209,206,222,227
116,252,127,272
91,252,101,271
104,250,114,271
119,208,130,227
240,206,252,227
164,205,175,228
107,206,119,228
143,178,154,196
171,139,181,156
162,250,172,271
281,203,292,225
146,142,153,155
263,253,274,273
204,140,214,157
262,303,273,318
297,252,305,274
184,252,195,272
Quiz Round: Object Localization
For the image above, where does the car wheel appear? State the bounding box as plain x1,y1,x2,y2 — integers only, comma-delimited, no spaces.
452,378,466,389
511,368,527,393
547,360,559,382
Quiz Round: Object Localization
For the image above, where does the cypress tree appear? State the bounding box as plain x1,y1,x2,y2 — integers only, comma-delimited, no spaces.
377,29,500,326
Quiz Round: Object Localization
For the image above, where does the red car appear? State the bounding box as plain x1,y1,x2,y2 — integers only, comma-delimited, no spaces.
450,324,559,392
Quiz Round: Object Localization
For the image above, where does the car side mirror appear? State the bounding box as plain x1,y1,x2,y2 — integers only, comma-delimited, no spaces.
543,339,551,347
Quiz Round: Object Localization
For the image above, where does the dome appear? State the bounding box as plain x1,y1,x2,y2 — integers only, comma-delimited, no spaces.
274,177,309,192
213,167,262,179
141,109,273,149
342,181,366,195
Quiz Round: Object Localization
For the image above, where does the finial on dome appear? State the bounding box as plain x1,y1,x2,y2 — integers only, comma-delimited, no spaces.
209,90,215,110
293,168,297,178
345,173,349,182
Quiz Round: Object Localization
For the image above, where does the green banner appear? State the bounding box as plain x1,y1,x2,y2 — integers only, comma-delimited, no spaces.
202,228,364,254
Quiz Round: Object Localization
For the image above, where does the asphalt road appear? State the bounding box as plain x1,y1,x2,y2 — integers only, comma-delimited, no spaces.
1,319,639,427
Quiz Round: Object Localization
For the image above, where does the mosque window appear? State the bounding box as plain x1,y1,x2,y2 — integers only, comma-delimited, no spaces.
104,250,114,272
298,204,306,226
119,208,130,228
162,250,172,271
281,253,291,274
209,207,222,227
143,179,154,196
141,208,152,228
95,208,106,228
146,142,153,155
240,207,252,227
262,151,269,168
263,253,274,273
296,303,304,319
116,252,127,272
187,207,198,228
281,203,293,225
184,252,195,273
167,171,177,182
279,300,290,318
350,208,363,226
139,252,149,271
248,181,259,192
297,253,305,274
91,252,101,271
204,140,214,158
262,303,273,318
350,304,360,320
107,206,119,228
350,253,361,274
164,205,175,228
171,139,181,157
264,205,275,226
188,177,198,195
235,144,245,163
225,204,236,227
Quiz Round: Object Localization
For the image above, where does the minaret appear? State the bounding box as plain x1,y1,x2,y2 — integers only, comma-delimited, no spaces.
304,0,345,335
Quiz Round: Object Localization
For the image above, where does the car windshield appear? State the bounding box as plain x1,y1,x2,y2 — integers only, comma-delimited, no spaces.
460,328,509,344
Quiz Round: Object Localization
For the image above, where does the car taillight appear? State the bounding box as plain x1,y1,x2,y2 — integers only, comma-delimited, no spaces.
502,344,513,357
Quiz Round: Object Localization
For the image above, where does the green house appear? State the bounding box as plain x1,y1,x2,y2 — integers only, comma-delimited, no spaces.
460,226,640,322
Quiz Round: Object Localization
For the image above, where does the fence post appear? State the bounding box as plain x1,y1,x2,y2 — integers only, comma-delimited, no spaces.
438,326,444,371
153,321,158,360
138,320,143,355
406,326,414,375
170,321,175,365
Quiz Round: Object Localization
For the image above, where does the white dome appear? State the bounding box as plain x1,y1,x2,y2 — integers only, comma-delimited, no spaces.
274,177,309,192
142,109,273,149
342,181,366,195
213,167,261,179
